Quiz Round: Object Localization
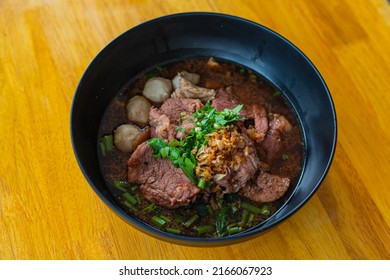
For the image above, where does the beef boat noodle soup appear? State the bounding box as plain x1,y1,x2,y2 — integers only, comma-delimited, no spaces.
98,58,304,238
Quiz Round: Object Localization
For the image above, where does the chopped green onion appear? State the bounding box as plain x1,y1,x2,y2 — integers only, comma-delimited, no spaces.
155,66,166,73
194,225,215,235
123,201,138,212
206,205,214,216
260,204,271,216
241,201,262,215
142,203,156,213
239,68,246,74
175,126,186,133
282,153,289,160
225,193,239,203
123,192,138,206
103,135,113,150
241,203,270,216
195,204,211,217
113,180,130,192
273,89,281,97
215,206,229,237
231,203,240,214
166,228,181,235
151,215,167,227
113,183,126,192
240,208,250,227
159,215,172,223
194,204,214,217
183,214,199,228
100,135,113,156
227,223,238,229
213,123,222,129
217,197,224,208
100,142,107,156
247,212,255,226
197,178,207,189
227,226,242,235
135,193,141,205
145,72,157,78
173,212,186,223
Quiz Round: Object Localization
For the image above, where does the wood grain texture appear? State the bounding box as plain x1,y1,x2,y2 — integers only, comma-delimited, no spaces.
1,0,389,260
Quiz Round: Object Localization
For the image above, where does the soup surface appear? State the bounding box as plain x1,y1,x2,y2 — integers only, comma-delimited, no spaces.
98,58,304,238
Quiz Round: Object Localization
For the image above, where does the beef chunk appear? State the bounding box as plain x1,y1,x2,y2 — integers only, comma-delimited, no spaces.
241,171,290,203
259,113,292,162
212,87,240,112
252,105,268,142
160,97,203,122
149,108,175,141
212,87,255,119
149,98,203,141
214,134,260,193
212,87,269,143
128,142,200,209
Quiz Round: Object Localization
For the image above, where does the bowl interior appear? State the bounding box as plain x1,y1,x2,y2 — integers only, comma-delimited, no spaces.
71,12,337,246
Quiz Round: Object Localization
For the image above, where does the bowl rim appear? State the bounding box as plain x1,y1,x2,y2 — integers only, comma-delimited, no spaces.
71,11,337,246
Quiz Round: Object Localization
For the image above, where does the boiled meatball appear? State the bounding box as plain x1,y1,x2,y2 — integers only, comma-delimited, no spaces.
113,124,141,153
126,95,152,127
142,77,172,103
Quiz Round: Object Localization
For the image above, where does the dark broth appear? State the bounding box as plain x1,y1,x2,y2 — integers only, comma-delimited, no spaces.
98,58,304,238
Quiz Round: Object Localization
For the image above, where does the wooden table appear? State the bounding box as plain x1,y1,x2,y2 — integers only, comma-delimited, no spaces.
1,0,389,260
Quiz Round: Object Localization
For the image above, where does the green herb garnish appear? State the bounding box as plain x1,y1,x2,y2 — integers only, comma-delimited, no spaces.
215,206,229,237
99,134,113,155
273,89,282,97
147,103,244,187
145,66,167,78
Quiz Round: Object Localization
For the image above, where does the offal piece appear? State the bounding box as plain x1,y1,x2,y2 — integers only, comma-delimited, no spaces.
171,73,216,102
172,71,200,89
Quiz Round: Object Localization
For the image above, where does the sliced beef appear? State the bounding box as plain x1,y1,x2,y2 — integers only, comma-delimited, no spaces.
128,142,200,209
160,97,203,121
212,87,269,143
252,105,268,142
212,87,255,118
212,87,240,112
214,134,259,193
259,113,292,162
149,108,175,141
149,98,203,141
241,171,290,203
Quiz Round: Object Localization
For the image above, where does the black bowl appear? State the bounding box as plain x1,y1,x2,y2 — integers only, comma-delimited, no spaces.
71,12,337,246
